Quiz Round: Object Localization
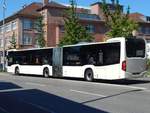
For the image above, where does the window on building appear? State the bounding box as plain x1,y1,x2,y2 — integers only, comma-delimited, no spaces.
145,27,150,34
85,24,95,33
140,27,145,34
6,37,11,47
0,26,4,34
22,34,32,45
5,24,11,32
23,19,33,30
34,22,37,30
12,21,17,30
140,27,150,34
59,25,65,32
77,13,100,20
147,27,150,34
146,16,150,22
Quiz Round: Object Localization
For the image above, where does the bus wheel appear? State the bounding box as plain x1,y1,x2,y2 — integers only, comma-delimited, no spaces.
15,67,20,75
84,69,94,82
43,68,49,78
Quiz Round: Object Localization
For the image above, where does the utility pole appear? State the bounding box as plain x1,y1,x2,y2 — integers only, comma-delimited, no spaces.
2,0,6,71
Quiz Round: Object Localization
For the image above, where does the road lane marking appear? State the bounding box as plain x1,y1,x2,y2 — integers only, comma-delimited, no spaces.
88,82,147,90
70,89,106,97
25,82,46,87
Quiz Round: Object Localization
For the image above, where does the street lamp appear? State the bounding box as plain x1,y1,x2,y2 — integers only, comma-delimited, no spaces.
2,0,6,71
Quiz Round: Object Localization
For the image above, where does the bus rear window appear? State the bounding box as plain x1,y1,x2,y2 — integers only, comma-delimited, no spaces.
126,38,145,58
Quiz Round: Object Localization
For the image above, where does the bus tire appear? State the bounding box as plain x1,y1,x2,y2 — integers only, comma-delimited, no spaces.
84,69,94,82
43,68,49,78
15,67,20,75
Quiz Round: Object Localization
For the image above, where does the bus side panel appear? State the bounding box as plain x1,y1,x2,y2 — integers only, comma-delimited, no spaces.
95,64,121,80
63,66,83,78
7,64,52,76
18,65,52,75
7,65,17,74
19,65,43,75
94,66,107,79
105,64,121,80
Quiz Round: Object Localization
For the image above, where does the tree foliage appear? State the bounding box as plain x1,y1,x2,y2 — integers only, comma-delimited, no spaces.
9,32,16,49
101,0,138,38
35,16,46,48
59,0,93,46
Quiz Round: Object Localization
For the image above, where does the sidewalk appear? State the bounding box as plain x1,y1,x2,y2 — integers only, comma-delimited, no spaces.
0,72,11,76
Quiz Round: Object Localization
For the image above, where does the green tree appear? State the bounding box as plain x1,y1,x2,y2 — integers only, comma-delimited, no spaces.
35,16,46,48
59,0,93,46
9,32,16,49
101,0,138,38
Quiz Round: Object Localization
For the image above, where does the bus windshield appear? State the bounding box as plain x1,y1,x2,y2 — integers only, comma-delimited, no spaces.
126,38,145,58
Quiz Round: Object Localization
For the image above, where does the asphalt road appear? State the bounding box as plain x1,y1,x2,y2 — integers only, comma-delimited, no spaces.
0,73,150,113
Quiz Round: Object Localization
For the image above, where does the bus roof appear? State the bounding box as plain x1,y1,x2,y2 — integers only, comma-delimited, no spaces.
7,46,54,52
63,37,124,48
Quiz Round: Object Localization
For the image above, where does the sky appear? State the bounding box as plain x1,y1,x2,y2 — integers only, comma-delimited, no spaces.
0,0,149,20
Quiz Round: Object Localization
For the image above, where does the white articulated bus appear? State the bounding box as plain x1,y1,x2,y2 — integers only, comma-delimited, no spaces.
6,37,147,81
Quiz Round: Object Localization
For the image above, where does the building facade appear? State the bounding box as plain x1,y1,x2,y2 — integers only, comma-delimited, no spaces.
0,2,42,49
0,2,42,63
37,1,107,47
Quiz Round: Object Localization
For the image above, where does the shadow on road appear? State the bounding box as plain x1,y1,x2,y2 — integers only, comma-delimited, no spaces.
0,82,22,90
0,88,109,113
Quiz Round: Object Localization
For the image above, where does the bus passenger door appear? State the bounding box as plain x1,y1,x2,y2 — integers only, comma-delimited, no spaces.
52,48,63,77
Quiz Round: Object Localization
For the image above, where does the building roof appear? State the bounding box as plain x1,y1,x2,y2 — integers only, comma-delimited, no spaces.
129,13,145,22
129,12,150,23
0,2,42,25
17,2,42,17
37,1,67,11
38,1,91,13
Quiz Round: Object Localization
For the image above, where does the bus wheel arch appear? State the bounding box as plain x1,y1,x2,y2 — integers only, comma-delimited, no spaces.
84,68,94,82
43,67,49,78
15,66,20,75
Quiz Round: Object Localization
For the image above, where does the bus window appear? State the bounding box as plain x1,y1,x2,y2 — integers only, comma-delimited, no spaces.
98,50,103,65
126,38,145,58
8,57,13,66
42,57,48,64
63,47,81,66
88,56,96,65
104,43,120,65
